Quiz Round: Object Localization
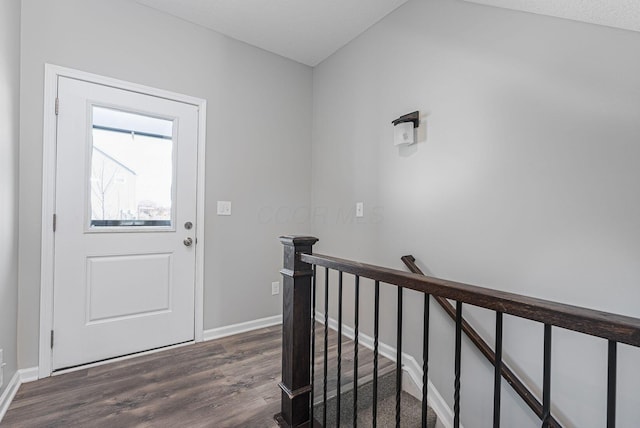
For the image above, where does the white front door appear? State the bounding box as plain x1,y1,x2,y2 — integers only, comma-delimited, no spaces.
52,76,199,370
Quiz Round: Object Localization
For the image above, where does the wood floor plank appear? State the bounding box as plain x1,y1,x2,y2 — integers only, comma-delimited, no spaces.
1,325,393,428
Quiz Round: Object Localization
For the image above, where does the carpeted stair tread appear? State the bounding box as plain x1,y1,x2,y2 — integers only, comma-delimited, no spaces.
315,371,437,428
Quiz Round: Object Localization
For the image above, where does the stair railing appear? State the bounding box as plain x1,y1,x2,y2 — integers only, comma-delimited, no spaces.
275,236,640,428
402,255,562,428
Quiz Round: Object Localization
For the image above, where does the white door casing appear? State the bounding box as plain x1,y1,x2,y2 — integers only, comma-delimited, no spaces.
39,65,206,376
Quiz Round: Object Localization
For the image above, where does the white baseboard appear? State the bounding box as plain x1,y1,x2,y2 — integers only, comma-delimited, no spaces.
203,314,282,341
0,371,20,423
19,367,39,383
316,311,458,428
402,354,458,428
0,367,39,423
319,311,397,361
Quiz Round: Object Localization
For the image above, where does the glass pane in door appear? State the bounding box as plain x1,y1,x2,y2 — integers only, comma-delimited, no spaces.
90,106,174,228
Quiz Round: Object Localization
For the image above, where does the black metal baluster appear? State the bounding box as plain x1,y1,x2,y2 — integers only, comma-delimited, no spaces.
323,267,329,427
310,265,316,422
493,312,503,428
422,293,430,428
607,340,617,428
542,324,552,428
396,286,403,428
373,280,380,427
353,275,360,428
454,301,462,428
336,271,343,427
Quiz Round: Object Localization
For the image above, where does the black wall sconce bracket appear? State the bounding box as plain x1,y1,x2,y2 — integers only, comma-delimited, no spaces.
392,111,420,128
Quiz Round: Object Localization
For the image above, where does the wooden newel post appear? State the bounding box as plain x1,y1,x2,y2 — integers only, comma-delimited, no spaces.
275,236,319,428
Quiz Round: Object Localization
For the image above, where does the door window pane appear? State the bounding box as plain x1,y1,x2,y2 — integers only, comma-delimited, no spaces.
90,106,174,227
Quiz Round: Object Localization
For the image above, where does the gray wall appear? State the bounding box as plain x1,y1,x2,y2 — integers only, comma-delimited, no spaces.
312,0,640,426
0,0,21,398
19,0,312,369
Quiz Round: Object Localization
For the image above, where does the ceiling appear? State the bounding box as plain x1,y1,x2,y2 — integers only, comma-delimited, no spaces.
464,0,640,33
136,0,639,67
135,0,409,67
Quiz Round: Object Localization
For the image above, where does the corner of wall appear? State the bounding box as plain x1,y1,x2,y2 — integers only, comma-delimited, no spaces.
0,367,38,423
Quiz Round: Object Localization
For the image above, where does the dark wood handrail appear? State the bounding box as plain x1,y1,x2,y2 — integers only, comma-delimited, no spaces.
401,255,562,428
300,253,640,348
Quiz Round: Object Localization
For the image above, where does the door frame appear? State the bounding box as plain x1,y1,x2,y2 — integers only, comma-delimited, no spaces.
39,64,207,378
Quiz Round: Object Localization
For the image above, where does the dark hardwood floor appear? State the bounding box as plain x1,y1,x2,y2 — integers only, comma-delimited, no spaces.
2,325,392,428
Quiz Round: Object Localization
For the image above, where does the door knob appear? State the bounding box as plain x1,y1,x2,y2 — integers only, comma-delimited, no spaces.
183,237,193,247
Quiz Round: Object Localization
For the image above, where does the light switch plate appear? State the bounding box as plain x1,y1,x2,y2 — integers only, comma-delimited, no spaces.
271,281,280,295
356,202,364,218
217,201,232,216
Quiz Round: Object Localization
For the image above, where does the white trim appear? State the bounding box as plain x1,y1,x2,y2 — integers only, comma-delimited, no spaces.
316,312,458,428
203,315,283,341
0,372,20,423
319,312,396,361
39,64,59,378
194,102,207,342
18,367,39,384
0,367,40,423
402,354,457,428
39,64,207,378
